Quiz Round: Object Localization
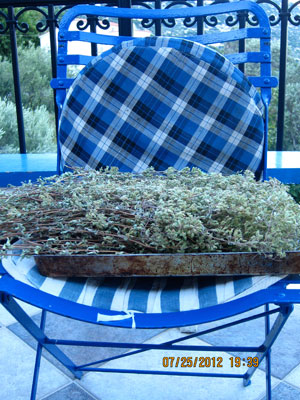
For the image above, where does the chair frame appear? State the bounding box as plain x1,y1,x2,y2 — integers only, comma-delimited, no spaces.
1,2,299,399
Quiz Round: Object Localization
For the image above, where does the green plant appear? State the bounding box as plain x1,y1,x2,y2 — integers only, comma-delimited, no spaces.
0,97,56,153
0,8,41,59
0,44,54,112
288,184,300,204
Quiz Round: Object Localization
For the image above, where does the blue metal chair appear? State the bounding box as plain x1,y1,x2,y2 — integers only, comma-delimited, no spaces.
1,2,299,399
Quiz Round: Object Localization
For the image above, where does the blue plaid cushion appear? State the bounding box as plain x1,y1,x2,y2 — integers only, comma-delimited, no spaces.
59,37,265,175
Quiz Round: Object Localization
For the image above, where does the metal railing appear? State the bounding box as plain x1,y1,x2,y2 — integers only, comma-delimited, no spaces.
0,0,299,153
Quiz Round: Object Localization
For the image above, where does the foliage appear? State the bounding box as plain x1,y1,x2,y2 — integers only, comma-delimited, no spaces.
1,168,300,258
235,39,300,151
269,42,300,151
0,8,41,59
0,44,53,113
288,184,300,204
0,97,56,153
0,44,57,153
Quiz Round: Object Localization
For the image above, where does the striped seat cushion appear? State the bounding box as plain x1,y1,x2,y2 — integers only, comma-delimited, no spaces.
59,37,264,177
2,255,282,313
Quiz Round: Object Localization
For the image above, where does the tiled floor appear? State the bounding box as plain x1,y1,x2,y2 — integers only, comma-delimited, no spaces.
0,302,299,400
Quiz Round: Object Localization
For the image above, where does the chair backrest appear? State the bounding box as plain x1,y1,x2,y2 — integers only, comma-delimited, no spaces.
51,1,277,180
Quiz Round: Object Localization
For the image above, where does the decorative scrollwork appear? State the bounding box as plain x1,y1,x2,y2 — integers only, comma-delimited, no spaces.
0,0,298,39
163,2,196,28
141,18,155,29
134,2,156,29
0,10,8,34
76,18,89,31
133,1,197,30
288,1,300,26
97,18,110,30
225,14,239,27
255,0,282,26
76,16,111,31
15,7,48,33
246,13,258,26
204,15,219,27
55,5,73,28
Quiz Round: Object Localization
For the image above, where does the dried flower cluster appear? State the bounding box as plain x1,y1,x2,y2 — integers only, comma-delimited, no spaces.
1,167,300,257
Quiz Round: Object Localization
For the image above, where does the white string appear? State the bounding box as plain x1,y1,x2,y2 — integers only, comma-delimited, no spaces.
97,310,138,329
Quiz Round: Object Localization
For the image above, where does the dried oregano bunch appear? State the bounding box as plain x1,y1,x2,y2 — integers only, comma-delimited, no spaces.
1,167,300,257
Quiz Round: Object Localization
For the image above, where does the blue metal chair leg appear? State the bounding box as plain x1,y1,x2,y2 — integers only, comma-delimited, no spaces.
30,309,47,400
0,294,83,380
243,304,293,392
265,304,272,400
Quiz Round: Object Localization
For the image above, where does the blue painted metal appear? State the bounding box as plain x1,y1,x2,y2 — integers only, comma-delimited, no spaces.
265,304,272,400
0,270,299,330
0,153,56,172
30,310,47,400
59,27,271,47
45,339,261,352
74,366,245,379
243,304,293,389
0,292,82,379
75,307,280,369
267,151,300,183
0,4,299,399
0,271,298,386
2,151,300,186
0,153,56,186
58,2,271,31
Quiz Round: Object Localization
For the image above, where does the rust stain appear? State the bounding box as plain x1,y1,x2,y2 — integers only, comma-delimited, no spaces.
35,251,300,278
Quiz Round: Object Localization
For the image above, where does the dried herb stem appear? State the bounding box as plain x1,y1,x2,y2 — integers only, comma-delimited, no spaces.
1,167,300,258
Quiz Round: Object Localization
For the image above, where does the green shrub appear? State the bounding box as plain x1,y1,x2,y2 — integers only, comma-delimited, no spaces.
0,8,41,59
0,44,53,113
288,184,300,204
0,97,56,153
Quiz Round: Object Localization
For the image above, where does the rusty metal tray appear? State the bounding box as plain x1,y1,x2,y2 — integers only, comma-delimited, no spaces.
35,251,300,277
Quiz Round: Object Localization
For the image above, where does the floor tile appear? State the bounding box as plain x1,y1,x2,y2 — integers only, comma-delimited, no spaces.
259,382,300,400
41,383,98,400
284,364,300,389
8,310,163,378
196,305,300,380
0,327,69,400
293,303,300,316
79,329,279,400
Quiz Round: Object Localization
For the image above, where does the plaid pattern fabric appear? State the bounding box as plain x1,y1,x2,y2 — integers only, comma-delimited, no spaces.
59,37,265,175
2,255,282,313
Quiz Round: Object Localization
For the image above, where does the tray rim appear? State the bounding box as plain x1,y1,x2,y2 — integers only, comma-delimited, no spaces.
34,250,300,258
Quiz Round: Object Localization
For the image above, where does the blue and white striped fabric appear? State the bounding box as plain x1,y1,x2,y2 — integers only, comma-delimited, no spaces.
59,37,265,177
2,255,282,313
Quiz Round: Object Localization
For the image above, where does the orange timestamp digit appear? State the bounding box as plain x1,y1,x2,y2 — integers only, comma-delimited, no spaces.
162,356,224,368
229,356,259,368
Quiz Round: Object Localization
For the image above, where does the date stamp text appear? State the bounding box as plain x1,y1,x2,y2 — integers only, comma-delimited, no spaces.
162,356,259,368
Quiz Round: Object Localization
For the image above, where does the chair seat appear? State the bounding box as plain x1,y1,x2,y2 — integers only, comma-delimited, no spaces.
2,255,283,314
59,37,264,176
